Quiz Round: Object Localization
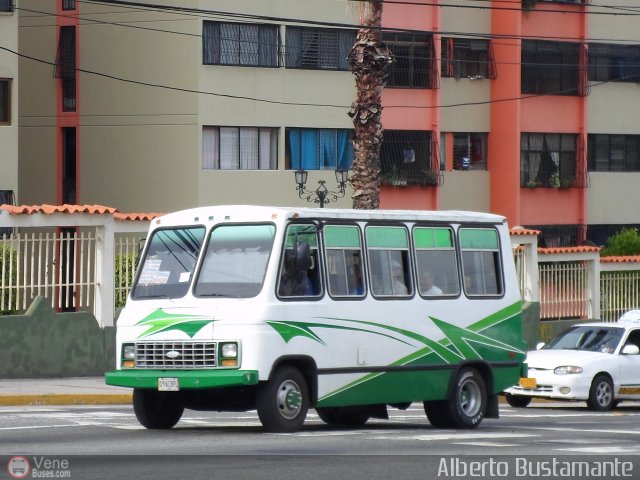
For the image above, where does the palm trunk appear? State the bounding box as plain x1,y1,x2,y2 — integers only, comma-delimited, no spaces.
348,1,392,210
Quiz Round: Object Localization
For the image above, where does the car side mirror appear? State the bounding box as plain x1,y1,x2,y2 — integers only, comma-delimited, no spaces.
535,342,545,350
622,344,640,355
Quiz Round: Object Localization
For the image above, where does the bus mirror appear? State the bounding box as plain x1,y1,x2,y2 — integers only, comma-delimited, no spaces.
295,242,312,271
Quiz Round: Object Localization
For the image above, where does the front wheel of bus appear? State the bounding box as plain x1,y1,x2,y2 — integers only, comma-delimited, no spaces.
443,367,487,429
133,389,184,429
256,366,309,432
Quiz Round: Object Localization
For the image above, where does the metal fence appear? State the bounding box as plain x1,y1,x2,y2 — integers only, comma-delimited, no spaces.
600,270,640,322
539,261,591,320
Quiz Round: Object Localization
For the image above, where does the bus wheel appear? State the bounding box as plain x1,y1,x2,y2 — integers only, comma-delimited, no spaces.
504,393,531,408
133,389,184,429
442,367,487,429
423,400,450,428
316,406,370,427
257,366,309,432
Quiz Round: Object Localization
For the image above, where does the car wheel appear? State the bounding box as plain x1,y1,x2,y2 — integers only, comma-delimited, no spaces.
587,374,614,411
133,389,184,429
256,366,309,432
504,393,532,408
441,367,487,429
316,406,370,427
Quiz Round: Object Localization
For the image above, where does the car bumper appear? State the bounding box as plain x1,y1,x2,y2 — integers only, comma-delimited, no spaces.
504,370,592,401
105,369,260,389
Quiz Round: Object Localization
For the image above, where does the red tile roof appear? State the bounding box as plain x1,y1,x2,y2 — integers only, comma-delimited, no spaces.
601,255,640,263
0,204,160,221
538,246,601,254
510,227,540,236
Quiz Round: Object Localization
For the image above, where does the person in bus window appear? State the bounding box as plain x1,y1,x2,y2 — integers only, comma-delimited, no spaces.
279,250,314,296
390,259,408,295
420,270,443,296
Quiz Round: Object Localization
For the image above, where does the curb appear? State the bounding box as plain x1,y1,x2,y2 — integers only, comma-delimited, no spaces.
0,394,132,406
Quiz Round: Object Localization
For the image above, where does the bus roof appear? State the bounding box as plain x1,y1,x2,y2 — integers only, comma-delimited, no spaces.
153,205,507,227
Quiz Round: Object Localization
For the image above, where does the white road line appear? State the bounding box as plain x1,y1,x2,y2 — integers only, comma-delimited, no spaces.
556,446,640,453
366,433,540,441
520,426,640,435
0,424,77,431
453,442,520,447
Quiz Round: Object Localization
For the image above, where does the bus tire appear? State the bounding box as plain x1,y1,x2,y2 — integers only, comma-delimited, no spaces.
504,393,531,408
424,400,451,428
133,389,184,429
257,366,309,432
316,406,370,427
442,367,486,429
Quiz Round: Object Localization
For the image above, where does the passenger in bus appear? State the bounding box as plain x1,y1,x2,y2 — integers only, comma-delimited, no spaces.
419,270,443,296
279,250,315,297
390,259,409,295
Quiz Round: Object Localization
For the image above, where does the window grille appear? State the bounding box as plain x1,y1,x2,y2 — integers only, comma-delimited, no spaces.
202,21,279,67
0,80,9,124
0,0,14,12
588,43,640,83
62,0,76,10
521,40,583,96
380,130,442,186
384,32,438,89
520,133,578,188
441,38,496,80
54,27,76,80
588,134,640,172
286,27,355,71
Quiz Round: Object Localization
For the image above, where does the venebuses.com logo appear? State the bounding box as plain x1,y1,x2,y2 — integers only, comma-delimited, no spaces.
7,456,30,479
6,456,71,478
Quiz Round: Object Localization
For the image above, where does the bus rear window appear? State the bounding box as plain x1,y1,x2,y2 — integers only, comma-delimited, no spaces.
132,227,205,300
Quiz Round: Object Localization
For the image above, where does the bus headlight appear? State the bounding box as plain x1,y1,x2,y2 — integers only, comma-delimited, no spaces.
122,344,135,368
220,342,238,367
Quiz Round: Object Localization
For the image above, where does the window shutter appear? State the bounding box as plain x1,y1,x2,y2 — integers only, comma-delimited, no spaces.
578,43,589,96
54,27,76,79
428,36,440,89
576,133,589,188
430,132,443,186
443,38,455,78
487,41,497,79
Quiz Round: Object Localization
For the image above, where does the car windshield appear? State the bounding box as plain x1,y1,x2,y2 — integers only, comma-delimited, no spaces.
543,326,624,354
132,226,206,300
194,223,276,298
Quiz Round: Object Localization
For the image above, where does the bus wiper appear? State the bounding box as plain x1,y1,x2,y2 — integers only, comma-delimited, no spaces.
135,294,171,299
198,292,230,297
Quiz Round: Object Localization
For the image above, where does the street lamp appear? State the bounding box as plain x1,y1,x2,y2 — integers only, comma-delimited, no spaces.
294,169,349,208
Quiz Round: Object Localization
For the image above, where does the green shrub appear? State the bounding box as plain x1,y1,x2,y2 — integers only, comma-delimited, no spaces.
601,228,640,257
115,252,138,309
0,244,18,314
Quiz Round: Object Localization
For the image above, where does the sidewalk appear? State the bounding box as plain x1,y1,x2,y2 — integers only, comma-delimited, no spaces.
0,377,132,406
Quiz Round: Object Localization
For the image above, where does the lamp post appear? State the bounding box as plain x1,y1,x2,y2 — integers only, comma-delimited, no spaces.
294,169,349,208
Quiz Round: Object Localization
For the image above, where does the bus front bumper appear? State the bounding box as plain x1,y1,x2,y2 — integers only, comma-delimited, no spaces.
105,369,260,389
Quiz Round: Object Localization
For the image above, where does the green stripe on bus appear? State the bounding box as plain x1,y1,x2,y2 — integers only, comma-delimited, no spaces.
366,226,409,248
460,228,499,249
413,227,454,248
324,226,361,248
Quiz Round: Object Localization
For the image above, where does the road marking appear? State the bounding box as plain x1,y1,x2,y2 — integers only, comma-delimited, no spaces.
520,426,640,435
556,446,640,453
453,442,519,447
366,432,540,441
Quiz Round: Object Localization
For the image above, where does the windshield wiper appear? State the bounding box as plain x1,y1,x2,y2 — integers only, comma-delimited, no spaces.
134,294,171,300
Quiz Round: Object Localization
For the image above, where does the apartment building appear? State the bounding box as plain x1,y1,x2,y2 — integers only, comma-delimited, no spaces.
16,0,640,246
0,0,18,208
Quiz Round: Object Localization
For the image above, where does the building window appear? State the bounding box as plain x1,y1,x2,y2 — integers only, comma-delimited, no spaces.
0,0,14,12
202,22,279,67
0,80,10,124
202,127,277,170
285,27,355,71
521,133,577,188
588,134,640,172
62,0,75,10
521,40,583,96
54,26,76,112
286,128,354,170
589,43,640,83
62,128,77,204
452,133,487,170
380,130,439,186
441,38,496,79
384,32,437,89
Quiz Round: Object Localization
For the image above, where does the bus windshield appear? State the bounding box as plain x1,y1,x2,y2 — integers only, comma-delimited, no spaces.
132,226,206,300
194,224,276,298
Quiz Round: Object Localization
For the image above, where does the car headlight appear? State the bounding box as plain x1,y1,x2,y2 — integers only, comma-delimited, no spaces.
554,365,583,375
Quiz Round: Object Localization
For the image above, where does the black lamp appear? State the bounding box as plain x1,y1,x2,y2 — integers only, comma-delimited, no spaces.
294,169,349,208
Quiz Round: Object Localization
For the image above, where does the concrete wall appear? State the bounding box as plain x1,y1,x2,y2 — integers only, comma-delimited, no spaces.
0,7,19,198
0,297,114,379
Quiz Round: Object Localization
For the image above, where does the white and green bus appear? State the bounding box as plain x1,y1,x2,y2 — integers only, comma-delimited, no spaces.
106,205,526,432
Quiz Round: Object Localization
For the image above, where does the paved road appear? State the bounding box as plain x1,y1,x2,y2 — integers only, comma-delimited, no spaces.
3,402,640,479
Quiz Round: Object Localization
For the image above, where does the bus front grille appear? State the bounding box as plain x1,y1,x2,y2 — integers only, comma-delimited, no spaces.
135,341,217,369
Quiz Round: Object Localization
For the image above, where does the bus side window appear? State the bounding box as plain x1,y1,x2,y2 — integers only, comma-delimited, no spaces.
365,225,413,298
413,226,459,297
278,224,322,298
323,225,365,298
460,228,503,296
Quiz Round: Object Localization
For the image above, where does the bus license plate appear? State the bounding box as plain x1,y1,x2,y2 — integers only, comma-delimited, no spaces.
158,378,179,391
519,377,537,389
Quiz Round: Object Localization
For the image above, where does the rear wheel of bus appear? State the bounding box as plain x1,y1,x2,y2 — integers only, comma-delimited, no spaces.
133,389,184,429
256,366,309,432
443,367,487,429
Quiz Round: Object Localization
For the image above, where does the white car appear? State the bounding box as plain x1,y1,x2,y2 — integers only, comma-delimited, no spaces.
504,310,640,411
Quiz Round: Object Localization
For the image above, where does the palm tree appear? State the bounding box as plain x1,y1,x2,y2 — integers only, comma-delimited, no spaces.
347,0,392,210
